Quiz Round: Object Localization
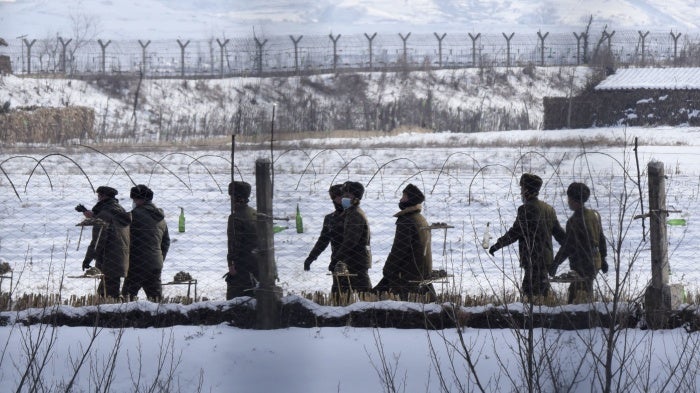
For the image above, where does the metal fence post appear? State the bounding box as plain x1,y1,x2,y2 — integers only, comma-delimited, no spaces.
364,32,376,70
177,39,190,77
138,40,150,75
434,32,446,68
23,38,36,74
468,33,481,67
328,34,341,72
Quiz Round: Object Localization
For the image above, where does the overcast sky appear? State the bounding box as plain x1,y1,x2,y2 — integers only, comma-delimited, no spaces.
2,0,700,41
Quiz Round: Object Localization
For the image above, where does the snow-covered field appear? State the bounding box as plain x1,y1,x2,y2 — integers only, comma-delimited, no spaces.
0,126,698,303
1,127,700,393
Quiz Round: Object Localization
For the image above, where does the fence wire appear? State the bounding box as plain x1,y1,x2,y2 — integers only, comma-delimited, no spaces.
0,144,698,307
5,30,700,77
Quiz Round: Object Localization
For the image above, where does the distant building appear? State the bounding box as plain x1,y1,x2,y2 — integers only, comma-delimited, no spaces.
544,68,700,129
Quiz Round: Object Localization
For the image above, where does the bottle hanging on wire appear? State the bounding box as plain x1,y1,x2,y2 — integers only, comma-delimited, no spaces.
481,222,491,249
295,204,304,234
178,207,186,233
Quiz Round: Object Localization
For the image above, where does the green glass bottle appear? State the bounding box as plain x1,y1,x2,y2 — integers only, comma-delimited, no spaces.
178,207,186,233
295,204,304,234
667,218,686,226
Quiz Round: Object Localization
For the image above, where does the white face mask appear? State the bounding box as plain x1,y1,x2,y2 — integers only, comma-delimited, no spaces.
341,197,352,209
132,201,137,209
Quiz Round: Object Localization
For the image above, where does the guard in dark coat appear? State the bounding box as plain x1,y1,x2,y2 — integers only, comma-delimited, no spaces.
122,185,170,301
373,184,435,301
225,181,259,300
81,186,132,299
551,182,608,303
304,184,344,271
488,174,566,299
332,181,372,298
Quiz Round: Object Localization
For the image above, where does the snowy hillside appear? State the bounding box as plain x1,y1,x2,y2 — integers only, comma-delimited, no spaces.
0,66,594,141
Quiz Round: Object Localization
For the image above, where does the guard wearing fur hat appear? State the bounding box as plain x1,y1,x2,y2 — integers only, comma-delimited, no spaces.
487,174,565,300
122,184,170,301
225,181,259,299
331,181,372,300
373,184,435,301
550,182,608,303
80,185,132,298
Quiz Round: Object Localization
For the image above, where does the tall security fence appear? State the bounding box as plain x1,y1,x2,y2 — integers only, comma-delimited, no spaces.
0,140,697,309
4,29,700,77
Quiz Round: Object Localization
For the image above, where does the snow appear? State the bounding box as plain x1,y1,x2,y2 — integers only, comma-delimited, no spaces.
596,67,700,90
2,2,700,392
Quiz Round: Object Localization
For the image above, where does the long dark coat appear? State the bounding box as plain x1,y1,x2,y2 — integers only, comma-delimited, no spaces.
227,204,258,277
382,205,432,282
334,205,371,274
553,207,607,279
493,197,566,271
84,198,131,277
306,209,344,268
129,202,170,271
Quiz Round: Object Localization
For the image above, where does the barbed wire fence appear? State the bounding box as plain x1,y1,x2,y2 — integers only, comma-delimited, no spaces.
4,29,700,78
0,144,697,310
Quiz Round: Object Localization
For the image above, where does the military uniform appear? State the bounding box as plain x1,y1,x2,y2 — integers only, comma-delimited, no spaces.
226,182,259,300
374,184,434,301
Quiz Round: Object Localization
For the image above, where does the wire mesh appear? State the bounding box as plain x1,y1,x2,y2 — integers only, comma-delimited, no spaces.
0,143,698,307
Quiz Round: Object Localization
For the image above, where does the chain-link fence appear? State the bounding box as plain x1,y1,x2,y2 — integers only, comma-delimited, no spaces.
4,29,700,77
0,142,698,308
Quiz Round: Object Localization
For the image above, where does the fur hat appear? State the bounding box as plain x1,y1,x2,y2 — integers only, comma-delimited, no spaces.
96,186,118,198
567,182,590,203
519,173,543,195
342,181,364,200
329,184,344,198
403,183,425,205
130,184,154,201
228,181,251,200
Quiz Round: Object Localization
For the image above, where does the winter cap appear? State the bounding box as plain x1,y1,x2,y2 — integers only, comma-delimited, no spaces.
342,181,364,200
567,182,590,203
329,184,344,198
402,183,425,206
96,186,118,198
229,181,252,200
130,184,154,201
519,173,543,195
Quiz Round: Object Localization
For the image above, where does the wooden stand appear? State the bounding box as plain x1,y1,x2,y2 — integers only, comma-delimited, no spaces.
162,279,198,301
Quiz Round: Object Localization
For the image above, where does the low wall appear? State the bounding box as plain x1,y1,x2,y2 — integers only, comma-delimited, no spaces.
543,90,700,129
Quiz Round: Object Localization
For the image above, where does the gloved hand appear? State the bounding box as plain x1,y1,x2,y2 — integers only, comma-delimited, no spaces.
222,272,235,283
303,258,313,271
328,260,337,272
82,260,91,271
488,245,498,256
600,258,609,274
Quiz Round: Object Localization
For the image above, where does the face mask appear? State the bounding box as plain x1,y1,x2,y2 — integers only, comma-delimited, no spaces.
341,197,352,209
399,201,411,210
132,201,137,209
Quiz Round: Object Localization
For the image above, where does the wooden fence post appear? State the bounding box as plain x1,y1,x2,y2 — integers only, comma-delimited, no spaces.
255,158,281,329
644,160,685,329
